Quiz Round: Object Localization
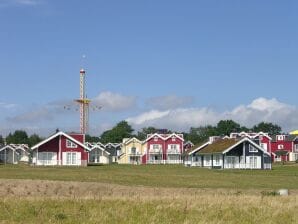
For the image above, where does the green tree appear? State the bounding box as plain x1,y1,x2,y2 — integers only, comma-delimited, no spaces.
100,121,134,143
0,135,4,145
28,134,43,147
85,134,100,142
6,130,29,144
216,120,241,136
185,125,218,145
137,127,159,140
252,122,282,135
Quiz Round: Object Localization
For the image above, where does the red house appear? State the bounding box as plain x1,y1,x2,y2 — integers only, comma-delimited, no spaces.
142,133,184,164
31,131,90,166
270,134,295,162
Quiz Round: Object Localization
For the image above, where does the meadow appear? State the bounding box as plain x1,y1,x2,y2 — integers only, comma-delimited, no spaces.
0,164,297,223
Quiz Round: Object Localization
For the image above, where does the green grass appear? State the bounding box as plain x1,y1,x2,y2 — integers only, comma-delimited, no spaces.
1,164,298,223
0,163,298,189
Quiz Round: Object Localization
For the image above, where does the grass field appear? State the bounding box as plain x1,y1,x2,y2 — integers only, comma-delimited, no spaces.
0,163,298,189
0,164,297,223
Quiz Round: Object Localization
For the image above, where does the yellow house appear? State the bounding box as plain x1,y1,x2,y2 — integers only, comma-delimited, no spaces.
118,137,146,164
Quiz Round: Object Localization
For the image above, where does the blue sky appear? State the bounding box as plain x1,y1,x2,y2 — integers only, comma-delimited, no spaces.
0,0,298,136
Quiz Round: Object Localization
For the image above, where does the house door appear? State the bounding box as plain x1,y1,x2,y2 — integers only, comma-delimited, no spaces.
226,157,236,168
249,157,257,169
65,152,80,165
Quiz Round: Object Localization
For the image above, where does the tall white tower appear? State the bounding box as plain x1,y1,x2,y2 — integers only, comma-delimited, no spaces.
75,69,90,134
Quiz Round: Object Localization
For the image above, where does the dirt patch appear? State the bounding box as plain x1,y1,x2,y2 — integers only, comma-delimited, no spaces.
0,179,296,200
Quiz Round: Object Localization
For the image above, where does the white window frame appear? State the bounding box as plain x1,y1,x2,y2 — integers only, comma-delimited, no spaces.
66,152,78,165
249,156,257,169
214,155,220,166
38,152,55,165
152,144,161,150
278,144,284,150
66,139,77,148
205,155,211,166
277,135,284,141
294,144,298,152
130,147,136,154
249,144,258,153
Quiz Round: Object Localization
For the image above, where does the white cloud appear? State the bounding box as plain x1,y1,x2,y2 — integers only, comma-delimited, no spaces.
126,110,170,125
127,97,298,132
92,91,137,112
0,0,42,7
15,0,39,5
0,102,18,109
146,95,194,110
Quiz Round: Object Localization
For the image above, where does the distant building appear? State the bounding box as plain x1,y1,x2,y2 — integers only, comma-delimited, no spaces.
31,131,90,166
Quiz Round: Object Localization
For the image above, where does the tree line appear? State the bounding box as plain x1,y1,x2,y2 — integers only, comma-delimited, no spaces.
0,120,282,146
87,120,282,145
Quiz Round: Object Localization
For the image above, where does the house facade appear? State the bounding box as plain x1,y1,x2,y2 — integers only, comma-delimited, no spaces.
31,131,90,166
105,143,121,163
187,137,271,169
118,137,146,164
270,134,298,162
85,142,111,164
0,144,29,164
142,133,184,164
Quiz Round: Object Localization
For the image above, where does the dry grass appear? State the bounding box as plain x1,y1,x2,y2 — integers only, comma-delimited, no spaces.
0,179,297,223
0,164,298,223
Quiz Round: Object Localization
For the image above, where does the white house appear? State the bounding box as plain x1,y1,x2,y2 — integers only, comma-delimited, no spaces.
187,137,272,169
0,144,30,164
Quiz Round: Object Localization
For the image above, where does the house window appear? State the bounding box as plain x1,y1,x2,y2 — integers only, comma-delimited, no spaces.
66,139,77,148
214,155,220,166
152,144,160,150
131,147,136,154
205,156,211,166
278,144,284,150
249,145,258,153
154,137,158,142
172,137,176,142
260,143,267,151
249,157,257,168
294,144,298,152
38,152,55,165
170,144,178,150
66,152,77,165
277,135,284,141
90,149,101,163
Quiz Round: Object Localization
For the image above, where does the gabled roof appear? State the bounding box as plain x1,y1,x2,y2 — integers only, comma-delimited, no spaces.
122,137,144,145
88,143,110,155
146,133,165,141
197,137,270,156
146,133,184,142
31,131,91,151
104,143,121,148
197,139,237,154
0,144,29,153
183,140,194,147
0,145,20,154
164,133,184,141
188,141,210,155
85,142,105,148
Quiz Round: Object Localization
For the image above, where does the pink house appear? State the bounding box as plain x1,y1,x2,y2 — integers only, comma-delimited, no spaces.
31,131,90,166
142,133,184,164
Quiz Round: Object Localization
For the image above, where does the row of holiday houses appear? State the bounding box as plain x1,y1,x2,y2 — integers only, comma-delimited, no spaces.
1,130,298,169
